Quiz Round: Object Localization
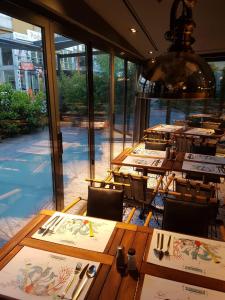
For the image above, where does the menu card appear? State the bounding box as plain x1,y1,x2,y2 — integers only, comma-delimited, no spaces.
0,246,99,300
32,212,116,252
123,156,163,168
182,160,225,175
140,275,225,300
147,229,225,280
185,153,225,165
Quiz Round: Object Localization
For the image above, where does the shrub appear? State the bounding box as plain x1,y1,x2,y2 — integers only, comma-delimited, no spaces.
0,83,46,137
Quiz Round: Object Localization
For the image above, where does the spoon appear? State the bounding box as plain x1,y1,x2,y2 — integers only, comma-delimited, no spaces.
153,232,160,258
72,265,97,300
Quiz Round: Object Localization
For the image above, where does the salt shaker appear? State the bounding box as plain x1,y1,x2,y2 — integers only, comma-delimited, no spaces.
127,248,137,271
127,248,139,279
166,147,170,159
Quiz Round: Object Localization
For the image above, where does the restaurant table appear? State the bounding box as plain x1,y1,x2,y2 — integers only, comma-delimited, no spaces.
173,152,225,178
111,147,173,175
145,123,224,139
144,124,184,134
1,210,225,299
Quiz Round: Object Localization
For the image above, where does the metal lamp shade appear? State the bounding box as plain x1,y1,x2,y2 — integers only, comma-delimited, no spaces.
142,51,215,99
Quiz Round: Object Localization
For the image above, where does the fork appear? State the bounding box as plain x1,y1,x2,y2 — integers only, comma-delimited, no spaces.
61,262,82,299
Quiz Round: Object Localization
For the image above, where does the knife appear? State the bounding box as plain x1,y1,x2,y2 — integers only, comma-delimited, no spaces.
41,215,60,236
71,263,89,299
42,216,63,236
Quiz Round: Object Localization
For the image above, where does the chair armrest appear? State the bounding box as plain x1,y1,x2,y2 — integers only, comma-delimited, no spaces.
144,211,153,226
61,197,82,213
153,175,164,194
124,207,136,224
219,220,225,241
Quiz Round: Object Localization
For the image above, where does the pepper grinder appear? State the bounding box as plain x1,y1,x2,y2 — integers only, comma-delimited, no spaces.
116,245,126,275
127,248,139,280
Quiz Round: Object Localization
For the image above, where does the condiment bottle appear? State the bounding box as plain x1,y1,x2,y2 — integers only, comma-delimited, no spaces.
127,248,137,271
166,146,170,159
127,248,139,280
116,245,126,274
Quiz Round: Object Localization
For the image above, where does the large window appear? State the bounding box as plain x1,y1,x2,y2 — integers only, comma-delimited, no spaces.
93,50,110,178
0,15,54,247
113,56,125,157
125,61,137,147
54,34,89,201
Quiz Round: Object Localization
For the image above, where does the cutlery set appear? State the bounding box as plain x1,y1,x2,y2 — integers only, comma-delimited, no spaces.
60,263,97,300
38,215,65,236
153,233,171,260
151,159,161,167
38,216,95,238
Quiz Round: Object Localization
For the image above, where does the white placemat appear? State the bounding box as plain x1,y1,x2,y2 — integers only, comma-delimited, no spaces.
147,229,225,280
151,124,183,132
0,246,99,300
123,156,163,168
184,128,215,136
140,275,225,300
32,212,116,252
185,153,225,165
182,160,225,175
132,145,166,158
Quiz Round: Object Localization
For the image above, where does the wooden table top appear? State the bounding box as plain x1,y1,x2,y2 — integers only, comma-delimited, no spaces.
145,123,224,139
111,147,173,174
1,210,225,299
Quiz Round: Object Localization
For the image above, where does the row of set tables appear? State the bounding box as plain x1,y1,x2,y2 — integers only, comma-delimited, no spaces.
111,143,225,178
1,210,225,299
112,122,225,178
144,123,223,138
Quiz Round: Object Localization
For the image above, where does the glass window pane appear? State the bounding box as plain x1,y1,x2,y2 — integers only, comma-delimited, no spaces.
0,14,54,248
93,49,110,178
125,61,137,147
113,57,125,158
54,34,89,201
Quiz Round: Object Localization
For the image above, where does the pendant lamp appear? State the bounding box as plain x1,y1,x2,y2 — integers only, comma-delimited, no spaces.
141,0,215,99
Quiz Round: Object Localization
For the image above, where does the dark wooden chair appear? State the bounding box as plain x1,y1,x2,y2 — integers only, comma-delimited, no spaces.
162,196,210,237
86,186,124,221
145,140,168,151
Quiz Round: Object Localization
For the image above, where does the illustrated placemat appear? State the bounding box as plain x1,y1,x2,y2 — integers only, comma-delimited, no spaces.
184,128,215,136
123,156,163,168
151,124,184,132
185,153,225,165
147,229,225,280
182,160,225,175
0,246,99,300
32,212,116,252
132,144,166,158
140,275,225,300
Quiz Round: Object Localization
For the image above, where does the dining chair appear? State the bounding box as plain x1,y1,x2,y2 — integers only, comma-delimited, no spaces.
191,142,217,156
202,121,221,129
145,140,168,151
86,186,124,221
162,196,210,237
173,178,216,200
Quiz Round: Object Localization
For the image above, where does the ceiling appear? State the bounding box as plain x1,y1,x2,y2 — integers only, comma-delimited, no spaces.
84,0,225,60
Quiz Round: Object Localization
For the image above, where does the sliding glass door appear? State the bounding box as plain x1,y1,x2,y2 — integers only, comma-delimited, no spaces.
54,34,90,202
0,13,54,247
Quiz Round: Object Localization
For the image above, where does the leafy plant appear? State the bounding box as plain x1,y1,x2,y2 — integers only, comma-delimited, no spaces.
0,83,46,137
